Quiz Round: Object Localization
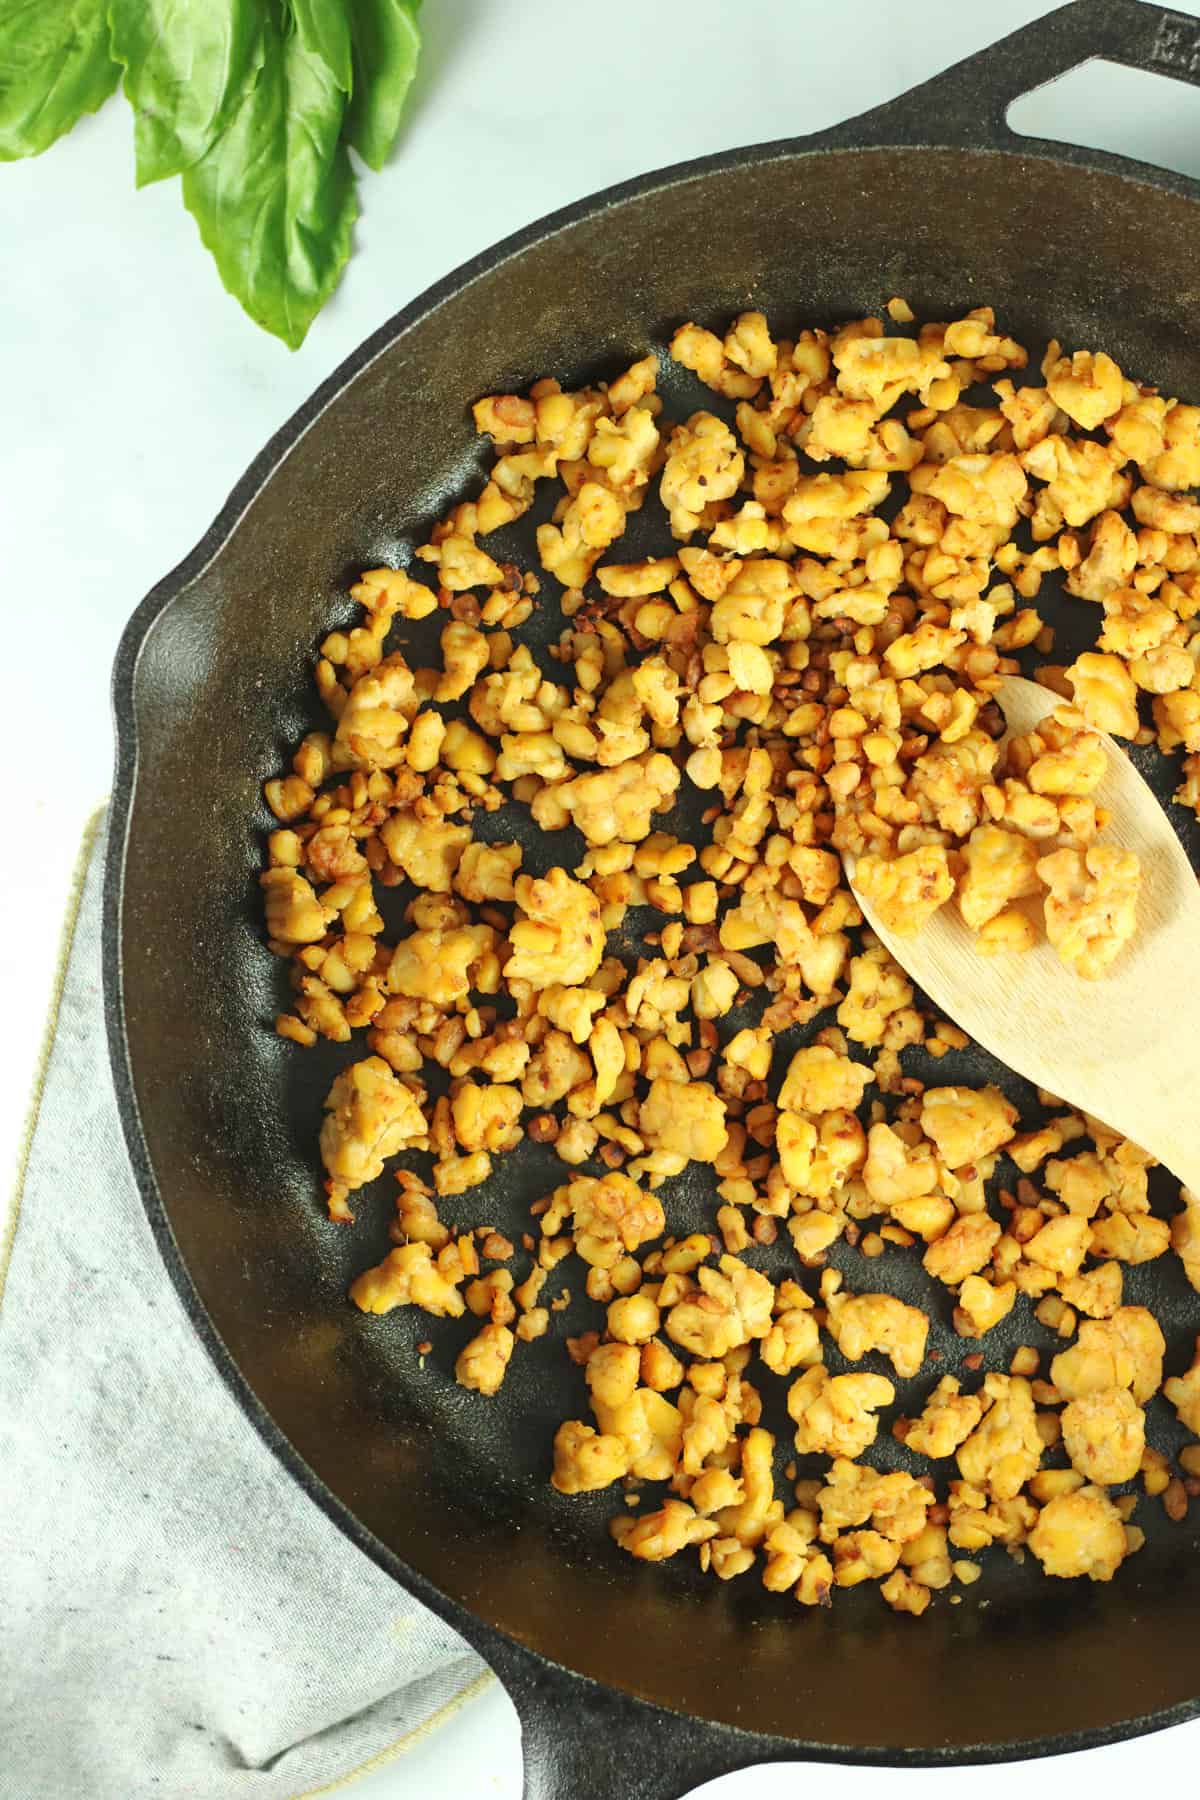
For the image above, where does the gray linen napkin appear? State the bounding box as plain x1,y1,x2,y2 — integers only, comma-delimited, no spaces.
0,813,489,1800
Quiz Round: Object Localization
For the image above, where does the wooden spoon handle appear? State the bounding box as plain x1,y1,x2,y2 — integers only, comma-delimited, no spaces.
1157,1142,1200,1199
1064,1057,1200,1198
1109,1042,1200,1197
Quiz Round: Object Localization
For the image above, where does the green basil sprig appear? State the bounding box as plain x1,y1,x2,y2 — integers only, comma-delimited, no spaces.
0,0,422,347
0,0,120,160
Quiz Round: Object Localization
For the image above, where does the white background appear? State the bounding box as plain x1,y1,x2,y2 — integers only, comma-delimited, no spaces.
6,0,1200,1792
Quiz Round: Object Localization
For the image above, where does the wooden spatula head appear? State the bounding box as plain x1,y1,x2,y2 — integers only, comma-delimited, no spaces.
847,677,1200,1193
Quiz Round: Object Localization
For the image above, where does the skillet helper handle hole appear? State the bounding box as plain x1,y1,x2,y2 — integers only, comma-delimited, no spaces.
478,1628,792,1800
852,0,1200,150
1008,21,1200,178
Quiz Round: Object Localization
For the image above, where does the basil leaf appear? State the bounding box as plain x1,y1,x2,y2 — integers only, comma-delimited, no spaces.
181,3,357,349
289,0,353,95
0,0,118,161
108,0,266,188
344,0,421,173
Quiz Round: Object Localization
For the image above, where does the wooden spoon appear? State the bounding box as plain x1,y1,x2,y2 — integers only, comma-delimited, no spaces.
845,675,1200,1193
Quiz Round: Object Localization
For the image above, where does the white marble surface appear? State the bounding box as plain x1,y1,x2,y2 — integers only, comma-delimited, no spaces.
6,1,1200,1792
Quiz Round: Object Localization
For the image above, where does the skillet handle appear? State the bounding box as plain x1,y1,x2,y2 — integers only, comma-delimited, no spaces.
474,1625,793,1800
831,0,1200,150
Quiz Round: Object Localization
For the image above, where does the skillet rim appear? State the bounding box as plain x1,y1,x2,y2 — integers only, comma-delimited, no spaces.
103,116,1200,1765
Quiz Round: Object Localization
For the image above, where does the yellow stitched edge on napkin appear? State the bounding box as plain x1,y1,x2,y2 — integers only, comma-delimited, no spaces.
1,802,108,1314
289,1668,497,1799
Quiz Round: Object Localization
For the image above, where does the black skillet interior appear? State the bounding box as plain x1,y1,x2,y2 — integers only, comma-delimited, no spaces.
106,4,1200,1795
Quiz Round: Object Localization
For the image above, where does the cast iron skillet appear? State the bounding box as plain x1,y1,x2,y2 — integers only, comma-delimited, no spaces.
106,3,1200,1794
